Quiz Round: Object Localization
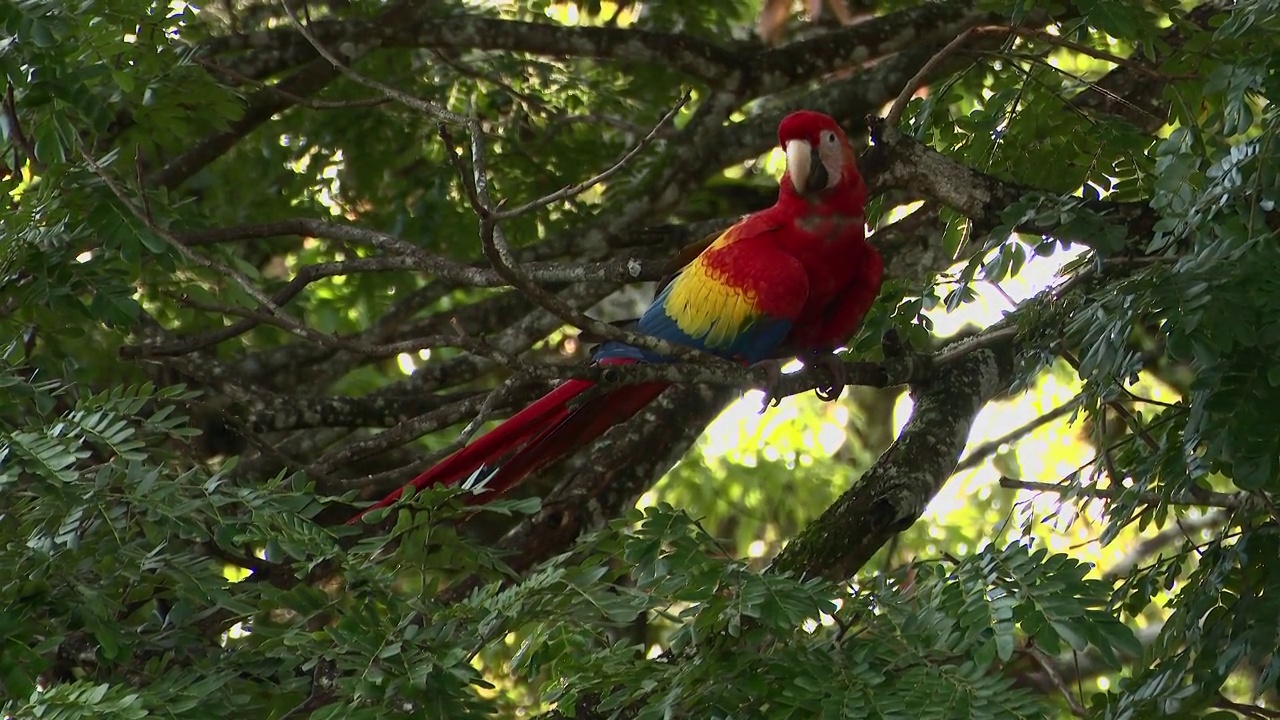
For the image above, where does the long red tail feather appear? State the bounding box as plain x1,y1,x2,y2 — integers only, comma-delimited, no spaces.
466,381,668,500
347,360,667,524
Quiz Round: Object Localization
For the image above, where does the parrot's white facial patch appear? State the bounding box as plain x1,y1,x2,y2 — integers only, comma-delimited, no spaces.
816,129,844,190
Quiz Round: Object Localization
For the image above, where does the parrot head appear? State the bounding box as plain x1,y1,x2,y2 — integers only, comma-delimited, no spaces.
776,111,864,206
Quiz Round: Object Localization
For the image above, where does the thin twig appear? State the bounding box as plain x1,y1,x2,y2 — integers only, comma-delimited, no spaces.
954,394,1083,473
428,49,552,117
884,24,1184,131
999,476,1250,510
454,375,524,447
448,107,727,366
448,317,524,370
885,28,982,128
1100,509,1230,582
76,137,343,351
164,291,482,357
1023,640,1087,717
966,48,1163,129
1011,27,1195,80
312,396,507,477
279,0,469,125
195,57,392,109
547,113,651,138
3,83,45,172
1058,348,1160,451
121,256,432,358
334,381,519,510
133,147,152,224
494,91,690,219
175,217,663,283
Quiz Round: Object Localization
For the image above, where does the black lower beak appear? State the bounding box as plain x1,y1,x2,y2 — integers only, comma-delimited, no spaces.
805,148,828,194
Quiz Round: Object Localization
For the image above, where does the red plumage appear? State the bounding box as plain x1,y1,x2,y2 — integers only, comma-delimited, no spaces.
350,358,666,518
348,110,881,524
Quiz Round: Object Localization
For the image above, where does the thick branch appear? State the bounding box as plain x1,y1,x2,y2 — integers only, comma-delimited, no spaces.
752,1,1004,94
770,339,1017,580
147,59,340,189
245,390,483,432
863,120,1160,246
206,0,1004,96
202,11,742,83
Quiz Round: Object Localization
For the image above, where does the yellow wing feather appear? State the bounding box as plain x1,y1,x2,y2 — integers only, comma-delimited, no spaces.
648,217,808,358
665,246,762,348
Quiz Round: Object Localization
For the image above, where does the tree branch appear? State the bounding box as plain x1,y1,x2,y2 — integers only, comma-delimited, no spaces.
750,1,1013,94
4,83,46,172
203,8,744,84
491,91,690,220
147,58,340,189
884,27,981,128
245,390,484,433
1022,640,1087,717
998,477,1251,511
1101,510,1231,582
1067,2,1223,133
953,394,1083,473
769,338,1018,580
452,102,727,366
863,119,1160,245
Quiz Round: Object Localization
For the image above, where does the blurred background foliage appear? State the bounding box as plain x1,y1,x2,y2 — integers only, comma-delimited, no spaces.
2,0,1280,718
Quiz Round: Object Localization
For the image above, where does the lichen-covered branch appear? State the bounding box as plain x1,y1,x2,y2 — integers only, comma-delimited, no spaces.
203,10,742,84
200,0,990,92
863,120,1158,244
770,340,1016,580
750,1,1003,94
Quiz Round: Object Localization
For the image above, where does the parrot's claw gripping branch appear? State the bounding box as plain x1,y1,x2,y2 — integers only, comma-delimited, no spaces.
751,359,788,410
804,352,852,403
750,353,854,408
578,349,937,407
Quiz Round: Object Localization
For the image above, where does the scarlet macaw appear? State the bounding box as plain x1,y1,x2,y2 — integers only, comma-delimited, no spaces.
350,110,882,522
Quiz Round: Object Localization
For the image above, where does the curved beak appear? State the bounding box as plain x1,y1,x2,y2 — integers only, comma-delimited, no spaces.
785,139,828,195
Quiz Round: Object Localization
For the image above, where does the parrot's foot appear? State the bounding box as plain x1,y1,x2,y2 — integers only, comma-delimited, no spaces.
807,352,848,403
751,359,786,412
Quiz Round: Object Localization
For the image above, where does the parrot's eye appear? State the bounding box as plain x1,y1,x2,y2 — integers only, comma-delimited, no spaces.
822,131,837,145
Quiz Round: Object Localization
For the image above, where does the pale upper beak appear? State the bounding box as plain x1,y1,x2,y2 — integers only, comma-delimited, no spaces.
785,139,828,195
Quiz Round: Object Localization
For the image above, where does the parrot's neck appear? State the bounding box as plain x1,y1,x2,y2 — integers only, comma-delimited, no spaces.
777,178,865,221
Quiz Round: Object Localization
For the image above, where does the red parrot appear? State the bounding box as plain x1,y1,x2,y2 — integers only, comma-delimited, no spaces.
349,110,882,523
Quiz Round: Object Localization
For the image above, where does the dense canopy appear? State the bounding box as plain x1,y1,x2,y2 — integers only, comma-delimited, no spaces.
2,0,1280,718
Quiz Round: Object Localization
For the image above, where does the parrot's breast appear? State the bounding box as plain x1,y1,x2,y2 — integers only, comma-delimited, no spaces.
795,212,865,239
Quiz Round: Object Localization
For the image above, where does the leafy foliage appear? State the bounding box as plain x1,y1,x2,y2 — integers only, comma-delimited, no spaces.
3,0,1280,718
